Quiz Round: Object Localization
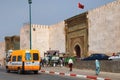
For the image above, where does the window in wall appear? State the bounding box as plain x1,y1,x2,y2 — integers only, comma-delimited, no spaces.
33,28,36,31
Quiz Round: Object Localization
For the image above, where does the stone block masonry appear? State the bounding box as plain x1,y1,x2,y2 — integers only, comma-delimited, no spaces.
0,42,5,66
88,0,120,55
20,21,65,57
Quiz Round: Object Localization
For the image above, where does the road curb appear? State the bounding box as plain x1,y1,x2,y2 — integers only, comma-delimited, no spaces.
39,70,111,80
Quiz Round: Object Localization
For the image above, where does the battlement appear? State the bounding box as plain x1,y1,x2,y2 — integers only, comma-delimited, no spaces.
32,24,49,29
89,0,120,13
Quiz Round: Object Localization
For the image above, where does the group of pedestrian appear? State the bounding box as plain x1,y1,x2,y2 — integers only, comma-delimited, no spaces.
68,59,100,75
40,56,65,67
41,56,100,75
68,58,100,75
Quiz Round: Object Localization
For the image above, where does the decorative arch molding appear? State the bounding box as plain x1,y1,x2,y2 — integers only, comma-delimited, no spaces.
73,43,81,58
65,12,88,58
70,37,84,58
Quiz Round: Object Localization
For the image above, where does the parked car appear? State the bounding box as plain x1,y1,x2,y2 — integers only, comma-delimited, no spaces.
82,53,109,60
108,52,120,60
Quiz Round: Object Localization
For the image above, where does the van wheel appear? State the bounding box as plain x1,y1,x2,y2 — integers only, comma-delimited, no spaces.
18,69,22,74
34,71,38,74
6,68,10,73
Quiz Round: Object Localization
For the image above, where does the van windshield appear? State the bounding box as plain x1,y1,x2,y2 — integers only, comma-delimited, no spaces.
26,52,31,60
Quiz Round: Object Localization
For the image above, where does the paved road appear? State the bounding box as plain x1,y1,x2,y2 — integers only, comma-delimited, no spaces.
0,69,88,80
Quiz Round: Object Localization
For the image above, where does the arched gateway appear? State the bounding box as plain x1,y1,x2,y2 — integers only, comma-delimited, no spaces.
74,44,81,58
65,12,88,58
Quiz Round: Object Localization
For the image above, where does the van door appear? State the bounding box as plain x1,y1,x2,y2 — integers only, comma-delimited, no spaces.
17,55,22,70
32,53,40,70
24,52,32,70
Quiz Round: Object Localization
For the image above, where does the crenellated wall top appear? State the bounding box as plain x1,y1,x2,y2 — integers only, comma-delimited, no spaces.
32,24,49,29
88,0,120,15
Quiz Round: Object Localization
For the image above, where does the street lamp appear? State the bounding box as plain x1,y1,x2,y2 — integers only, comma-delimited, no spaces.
28,0,32,49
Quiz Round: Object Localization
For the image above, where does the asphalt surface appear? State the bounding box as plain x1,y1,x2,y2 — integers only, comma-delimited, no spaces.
0,66,88,80
1,66,120,80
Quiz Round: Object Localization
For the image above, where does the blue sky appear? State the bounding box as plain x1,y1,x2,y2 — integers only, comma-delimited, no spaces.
0,0,114,41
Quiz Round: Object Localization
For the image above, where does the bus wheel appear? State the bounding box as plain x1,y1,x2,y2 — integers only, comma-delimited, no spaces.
34,71,38,74
18,68,22,74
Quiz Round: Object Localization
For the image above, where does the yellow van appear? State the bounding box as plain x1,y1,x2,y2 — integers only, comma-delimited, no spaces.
6,50,41,74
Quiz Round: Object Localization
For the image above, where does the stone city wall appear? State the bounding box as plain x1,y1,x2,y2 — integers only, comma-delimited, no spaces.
0,42,5,66
20,24,49,57
49,21,65,53
74,60,120,73
88,0,120,55
20,22,65,57
20,24,30,50
32,24,49,57
5,36,20,52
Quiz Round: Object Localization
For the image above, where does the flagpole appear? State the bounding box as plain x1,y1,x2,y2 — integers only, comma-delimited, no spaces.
28,0,32,49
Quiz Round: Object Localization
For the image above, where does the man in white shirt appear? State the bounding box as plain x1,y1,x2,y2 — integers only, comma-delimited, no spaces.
68,58,73,71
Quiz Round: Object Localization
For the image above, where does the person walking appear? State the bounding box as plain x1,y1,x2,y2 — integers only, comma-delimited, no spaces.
68,57,73,71
95,59,100,75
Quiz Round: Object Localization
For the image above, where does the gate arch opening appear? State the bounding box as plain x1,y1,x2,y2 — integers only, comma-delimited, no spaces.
74,45,81,58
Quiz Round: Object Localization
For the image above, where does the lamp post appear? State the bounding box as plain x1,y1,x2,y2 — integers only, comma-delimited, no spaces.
28,0,32,49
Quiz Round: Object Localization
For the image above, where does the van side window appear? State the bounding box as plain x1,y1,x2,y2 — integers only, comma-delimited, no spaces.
33,53,39,60
12,56,16,62
18,56,22,61
26,52,31,60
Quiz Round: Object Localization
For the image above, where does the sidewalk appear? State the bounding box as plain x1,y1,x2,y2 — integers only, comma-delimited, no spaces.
40,66,120,80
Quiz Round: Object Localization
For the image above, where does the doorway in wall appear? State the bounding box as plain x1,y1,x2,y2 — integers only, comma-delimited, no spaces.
74,45,81,58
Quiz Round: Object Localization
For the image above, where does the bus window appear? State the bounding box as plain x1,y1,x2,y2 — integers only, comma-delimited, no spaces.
26,52,31,60
18,56,22,61
12,56,16,62
33,53,39,60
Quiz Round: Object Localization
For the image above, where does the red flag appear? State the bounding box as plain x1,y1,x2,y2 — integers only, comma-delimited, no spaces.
78,2,84,9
